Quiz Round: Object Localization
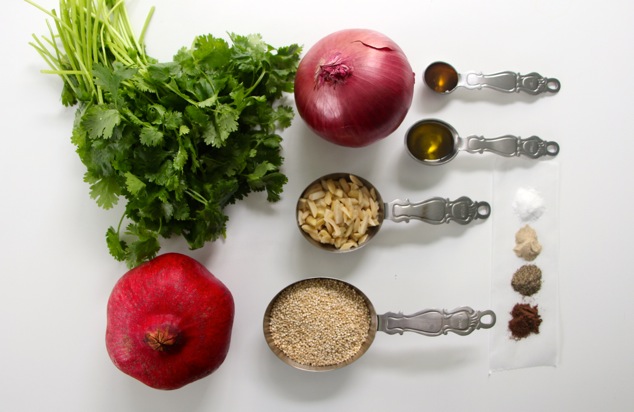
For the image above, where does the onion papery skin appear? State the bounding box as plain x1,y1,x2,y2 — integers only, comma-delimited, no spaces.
294,29,415,148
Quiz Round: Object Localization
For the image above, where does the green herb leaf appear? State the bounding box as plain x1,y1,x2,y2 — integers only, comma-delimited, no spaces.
85,173,121,209
124,172,146,195
140,126,164,147
82,106,121,140
93,62,137,105
106,226,127,262
124,222,161,267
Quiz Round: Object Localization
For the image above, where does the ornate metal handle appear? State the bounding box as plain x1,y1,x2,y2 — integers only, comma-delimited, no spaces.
460,135,560,159
378,307,496,337
385,197,491,225
462,71,560,94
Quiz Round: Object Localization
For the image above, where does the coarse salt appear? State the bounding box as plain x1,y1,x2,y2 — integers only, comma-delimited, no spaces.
512,187,545,222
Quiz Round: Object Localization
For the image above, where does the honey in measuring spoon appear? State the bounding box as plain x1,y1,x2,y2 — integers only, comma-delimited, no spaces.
405,120,455,162
424,62,459,94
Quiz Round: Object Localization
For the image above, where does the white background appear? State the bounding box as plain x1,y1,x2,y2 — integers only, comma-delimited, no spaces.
2,0,633,410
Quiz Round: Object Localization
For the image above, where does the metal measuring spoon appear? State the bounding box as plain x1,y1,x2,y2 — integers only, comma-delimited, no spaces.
263,277,496,372
296,173,491,252
424,61,561,95
405,119,560,166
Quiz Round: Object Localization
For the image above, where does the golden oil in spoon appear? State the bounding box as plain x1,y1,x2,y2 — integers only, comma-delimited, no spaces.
405,120,456,162
424,62,459,94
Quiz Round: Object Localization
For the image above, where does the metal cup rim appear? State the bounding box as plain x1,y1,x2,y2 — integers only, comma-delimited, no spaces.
262,276,378,372
296,173,385,253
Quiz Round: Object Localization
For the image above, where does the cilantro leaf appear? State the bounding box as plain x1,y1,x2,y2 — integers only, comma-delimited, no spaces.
173,146,188,171
192,35,232,69
124,172,146,195
123,222,161,267
85,173,121,209
140,125,164,146
93,62,137,105
106,226,127,262
82,105,121,140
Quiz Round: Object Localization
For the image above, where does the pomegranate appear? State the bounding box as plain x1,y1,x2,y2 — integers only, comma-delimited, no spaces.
105,253,234,390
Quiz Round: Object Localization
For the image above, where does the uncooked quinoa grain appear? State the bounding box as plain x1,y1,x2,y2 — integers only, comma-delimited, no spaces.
268,278,372,367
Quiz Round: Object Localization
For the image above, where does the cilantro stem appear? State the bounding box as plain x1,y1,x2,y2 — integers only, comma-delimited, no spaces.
109,0,155,67
26,0,153,104
244,69,267,97
115,210,126,236
136,7,154,59
185,189,208,206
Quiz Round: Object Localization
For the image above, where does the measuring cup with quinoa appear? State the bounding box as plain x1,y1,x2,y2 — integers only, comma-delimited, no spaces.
296,173,491,252
263,277,496,371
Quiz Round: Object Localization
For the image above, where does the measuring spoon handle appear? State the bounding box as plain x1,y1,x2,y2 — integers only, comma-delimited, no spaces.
378,307,496,336
461,135,560,159
386,196,491,225
462,71,560,94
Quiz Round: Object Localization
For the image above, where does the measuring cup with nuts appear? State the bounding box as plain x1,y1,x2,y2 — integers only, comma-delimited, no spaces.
263,277,496,371
296,173,491,252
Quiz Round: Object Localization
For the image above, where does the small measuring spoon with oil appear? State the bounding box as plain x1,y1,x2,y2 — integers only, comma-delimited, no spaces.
424,61,560,95
405,119,560,165
263,277,496,372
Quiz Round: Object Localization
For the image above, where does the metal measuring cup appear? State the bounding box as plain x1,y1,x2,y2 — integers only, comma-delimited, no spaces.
263,277,496,372
296,173,491,252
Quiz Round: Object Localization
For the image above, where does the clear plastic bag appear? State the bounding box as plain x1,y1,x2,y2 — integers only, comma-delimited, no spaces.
489,158,560,373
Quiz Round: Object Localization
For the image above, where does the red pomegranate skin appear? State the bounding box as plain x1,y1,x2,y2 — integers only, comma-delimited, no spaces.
106,253,234,390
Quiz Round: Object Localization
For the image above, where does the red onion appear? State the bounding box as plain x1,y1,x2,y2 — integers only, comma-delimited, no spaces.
294,29,415,148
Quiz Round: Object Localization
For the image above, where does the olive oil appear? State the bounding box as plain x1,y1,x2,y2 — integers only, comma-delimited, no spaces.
406,120,456,162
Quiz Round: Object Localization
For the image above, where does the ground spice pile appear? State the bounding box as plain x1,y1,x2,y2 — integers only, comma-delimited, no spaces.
511,264,543,297
513,224,542,261
508,303,542,340
512,187,545,222
268,278,371,367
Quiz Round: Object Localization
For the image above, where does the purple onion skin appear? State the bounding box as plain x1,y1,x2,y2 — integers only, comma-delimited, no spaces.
294,29,415,148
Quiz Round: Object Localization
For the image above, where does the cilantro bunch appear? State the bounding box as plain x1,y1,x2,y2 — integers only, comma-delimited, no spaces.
27,0,301,267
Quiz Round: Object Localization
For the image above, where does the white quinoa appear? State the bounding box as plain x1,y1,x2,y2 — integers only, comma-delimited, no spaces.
268,278,372,367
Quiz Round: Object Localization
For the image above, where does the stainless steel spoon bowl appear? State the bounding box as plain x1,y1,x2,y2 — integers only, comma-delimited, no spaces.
405,119,560,166
424,61,561,95
296,173,491,252
263,277,496,372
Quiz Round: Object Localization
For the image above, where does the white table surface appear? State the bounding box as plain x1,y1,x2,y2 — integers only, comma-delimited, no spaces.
3,0,633,410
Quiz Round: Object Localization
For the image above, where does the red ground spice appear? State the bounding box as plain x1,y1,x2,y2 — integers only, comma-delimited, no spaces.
508,303,542,340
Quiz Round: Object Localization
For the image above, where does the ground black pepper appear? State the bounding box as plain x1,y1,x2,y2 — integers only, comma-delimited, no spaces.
508,303,542,340
511,264,542,296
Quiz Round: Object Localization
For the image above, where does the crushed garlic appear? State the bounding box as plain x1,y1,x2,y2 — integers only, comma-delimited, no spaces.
297,175,381,250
